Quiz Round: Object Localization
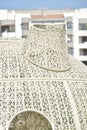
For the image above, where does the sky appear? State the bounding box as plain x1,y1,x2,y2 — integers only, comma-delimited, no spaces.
0,0,87,10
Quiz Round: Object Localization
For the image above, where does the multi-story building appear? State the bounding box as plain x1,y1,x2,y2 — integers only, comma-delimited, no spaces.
0,9,87,65
0,10,31,38
65,8,87,65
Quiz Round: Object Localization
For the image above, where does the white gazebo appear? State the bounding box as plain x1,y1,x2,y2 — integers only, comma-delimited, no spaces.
0,24,87,130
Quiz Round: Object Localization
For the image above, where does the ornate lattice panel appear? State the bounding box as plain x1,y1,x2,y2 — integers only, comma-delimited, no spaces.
23,25,70,71
0,80,78,130
67,81,87,130
0,24,87,130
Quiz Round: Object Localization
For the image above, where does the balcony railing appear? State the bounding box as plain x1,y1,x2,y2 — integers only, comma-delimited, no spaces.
1,20,15,25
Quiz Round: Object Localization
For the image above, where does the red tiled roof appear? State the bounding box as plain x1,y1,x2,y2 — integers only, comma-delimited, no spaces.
31,14,64,19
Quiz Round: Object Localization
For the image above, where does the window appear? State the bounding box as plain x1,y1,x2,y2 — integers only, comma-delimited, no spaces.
79,23,87,30
67,22,73,29
79,36,87,44
1,25,15,32
9,25,15,32
80,49,87,55
82,61,87,65
21,23,29,30
68,47,73,55
1,26,9,32
22,35,27,38
67,34,73,43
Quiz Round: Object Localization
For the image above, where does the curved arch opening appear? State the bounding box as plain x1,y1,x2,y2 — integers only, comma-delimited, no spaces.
8,111,52,130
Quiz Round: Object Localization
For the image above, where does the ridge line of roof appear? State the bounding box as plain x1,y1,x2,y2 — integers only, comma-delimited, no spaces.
0,78,86,82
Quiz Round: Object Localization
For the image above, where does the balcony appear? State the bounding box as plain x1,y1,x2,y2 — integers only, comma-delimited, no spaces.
79,42,87,49
79,36,87,46
66,29,73,34
79,55,87,61
79,49,87,61
0,25,15,38
1,20,15,26
79,30,87,36
79,23,87,36
79,48,87,61
1,31,15,38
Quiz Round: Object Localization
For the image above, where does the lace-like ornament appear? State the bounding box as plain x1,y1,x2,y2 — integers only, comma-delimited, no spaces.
23,24,71,72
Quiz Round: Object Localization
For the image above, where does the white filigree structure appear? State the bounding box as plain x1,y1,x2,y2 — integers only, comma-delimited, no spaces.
0,24,87,130
23,24,70,71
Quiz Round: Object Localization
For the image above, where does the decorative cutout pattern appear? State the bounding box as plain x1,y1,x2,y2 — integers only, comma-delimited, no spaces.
68,82,87,130
0,24,87,130
23,25,70,71
0,80,78,130
0,43,86,79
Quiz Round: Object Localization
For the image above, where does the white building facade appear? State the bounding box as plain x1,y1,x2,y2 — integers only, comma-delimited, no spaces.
65,8,87,65
0,10,31,38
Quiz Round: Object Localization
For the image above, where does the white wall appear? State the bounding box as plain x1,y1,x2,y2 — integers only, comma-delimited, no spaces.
0,10,8,20
73,10,79,59
15,13,31,38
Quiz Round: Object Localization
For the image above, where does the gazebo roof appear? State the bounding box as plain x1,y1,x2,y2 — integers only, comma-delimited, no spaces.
0,24,87,130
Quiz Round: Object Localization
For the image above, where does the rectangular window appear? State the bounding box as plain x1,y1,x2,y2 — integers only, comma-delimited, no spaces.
80,49,87,55
22,35,27,38
21,23,29,30
79,23,87,30
67,22,73,29
9,25,15,32
67,34,73,43
79,36,87,43
68,47,73,55
82,61,87,65
1,26,9,32
1,25,15,32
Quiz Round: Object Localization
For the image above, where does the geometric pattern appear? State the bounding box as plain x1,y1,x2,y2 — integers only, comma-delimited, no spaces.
23,25,70,71
0,24,87,130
